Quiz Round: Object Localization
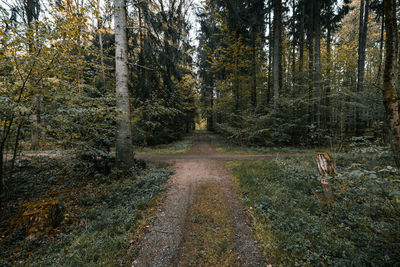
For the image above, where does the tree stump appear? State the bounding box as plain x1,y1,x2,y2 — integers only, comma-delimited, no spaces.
316,153,337,204
21,199,63,235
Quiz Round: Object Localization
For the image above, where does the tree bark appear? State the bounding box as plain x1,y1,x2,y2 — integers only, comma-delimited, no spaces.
314,0,321,135
267,10,272,104
251,29,257,108
99,29,106,84
97,1,106,85
298,1,305,76
376,13,384,83
115,0,134,169
356,0,369,135
291,0,296,96
308,30,314,125
382,0,400,166
30,94,40,150
272,0,282,108
235,49,239,112
326,20,332,132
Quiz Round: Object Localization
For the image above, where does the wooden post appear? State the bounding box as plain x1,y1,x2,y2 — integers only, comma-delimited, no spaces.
316,153,337,204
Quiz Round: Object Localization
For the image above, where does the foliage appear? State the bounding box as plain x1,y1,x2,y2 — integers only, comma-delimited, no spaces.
196,0,392,150
129,1,197,145
230,154,400,266
0,156,172,266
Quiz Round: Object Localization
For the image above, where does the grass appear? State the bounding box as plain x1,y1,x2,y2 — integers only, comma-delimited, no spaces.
229,154,400,266
0,157,172,266
177,183,240,267
135,135,192,155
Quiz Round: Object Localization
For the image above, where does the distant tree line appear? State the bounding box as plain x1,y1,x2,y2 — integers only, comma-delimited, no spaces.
196,0,400,161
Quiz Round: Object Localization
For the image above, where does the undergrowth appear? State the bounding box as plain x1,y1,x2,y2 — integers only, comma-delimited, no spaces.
135,135,192,154
0,157,172,266
230,154,400,266
213,134,326,155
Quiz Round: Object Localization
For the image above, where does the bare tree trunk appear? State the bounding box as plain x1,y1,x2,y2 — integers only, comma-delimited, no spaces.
308,31,314,125
382,0,400,166
30,95,40,150
235,45,240,112
99,30,106,84
273,0,282,108
298,1,305,76
316,153,337,204
251,30,257,108
10,121,23,179
356,0,369,135
267,10,272,104
291,0,296,96
376,13,384,83
115,0,134,169
97,1,106,84
314,0,321,136
326,22,332,133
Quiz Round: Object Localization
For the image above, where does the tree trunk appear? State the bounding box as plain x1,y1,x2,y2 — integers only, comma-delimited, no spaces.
316,153,337,204
376,13,384,83
30,95,40,151
272,0,282,108
314,0,321,136
308,31,314,125
267,10,272,104
115,0,134,169
235,44,240,112
382,0,400,166
298,1,305,76
251,30,257,108
99,30,106,84
291,0,296,96
97,2,106,84
356,0,369,135
326,22,332,133
10,121,23,179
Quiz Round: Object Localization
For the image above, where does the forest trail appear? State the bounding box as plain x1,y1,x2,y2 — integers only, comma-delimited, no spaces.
133,131,267,267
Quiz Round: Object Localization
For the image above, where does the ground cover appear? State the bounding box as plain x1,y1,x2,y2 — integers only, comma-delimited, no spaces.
177,183,240,267
212,134,329,155
229,154,400,266
135,135,192,155
0,157,172,266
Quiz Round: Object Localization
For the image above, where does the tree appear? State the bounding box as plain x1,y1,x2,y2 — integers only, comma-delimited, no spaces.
272,0,282,108
114,0,134,169
356,0,369,135
382,0,400,166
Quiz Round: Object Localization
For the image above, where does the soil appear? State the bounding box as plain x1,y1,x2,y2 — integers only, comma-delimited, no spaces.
132,131,267,267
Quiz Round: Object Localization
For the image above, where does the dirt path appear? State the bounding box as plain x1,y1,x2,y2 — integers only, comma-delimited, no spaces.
132,131,266,267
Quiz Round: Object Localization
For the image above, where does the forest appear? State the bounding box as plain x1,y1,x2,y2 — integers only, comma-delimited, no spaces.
0,0,400,266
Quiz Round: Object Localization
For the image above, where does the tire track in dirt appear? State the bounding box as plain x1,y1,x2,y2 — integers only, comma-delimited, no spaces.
132,131,266,267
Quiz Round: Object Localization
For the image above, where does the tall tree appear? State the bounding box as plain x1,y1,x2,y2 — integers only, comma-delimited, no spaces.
272,0,282,108
247,0,265,109
21,0,41,150
314,0,322,134
114,0,134,169
356,0,369,135
382,0,400,166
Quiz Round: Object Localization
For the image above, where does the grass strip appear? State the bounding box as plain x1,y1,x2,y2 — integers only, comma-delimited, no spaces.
177,183,240,267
